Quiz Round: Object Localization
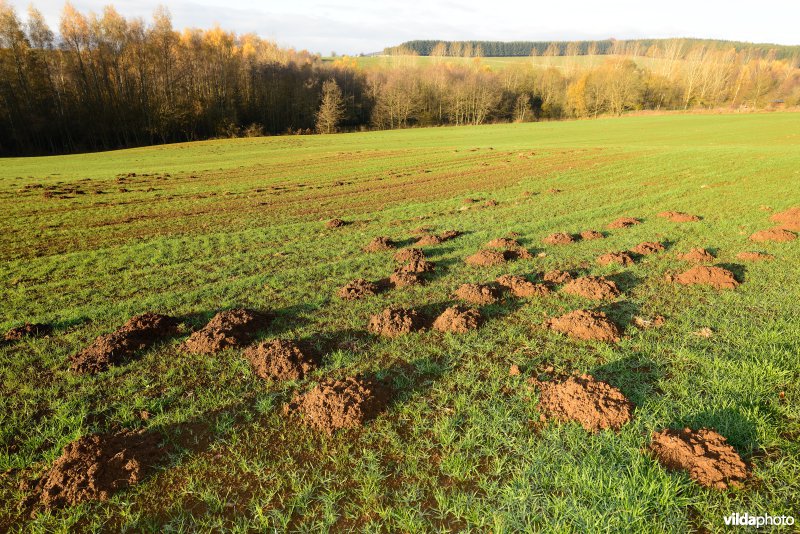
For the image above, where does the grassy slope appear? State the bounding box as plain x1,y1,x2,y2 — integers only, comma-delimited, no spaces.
1,113,799,532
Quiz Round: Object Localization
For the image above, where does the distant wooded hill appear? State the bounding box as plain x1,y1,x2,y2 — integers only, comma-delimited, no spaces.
386,39,800,60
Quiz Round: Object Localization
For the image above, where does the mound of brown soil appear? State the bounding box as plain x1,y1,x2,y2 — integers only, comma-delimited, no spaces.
432,306,482,333
496,275,551,297
363,236,396,252
286,377,390,435
243,339,316,381
183,309,269,355
454,283,500,305
536,374,633,432
597,252,635,266
395,258,435,274
416,230,461,247
674,266,739,289
465,249,508,266
30,430,162,509
546,310,621,342
543,232,576,245
607,217,641,229
649,428,749,489
736,251,774,261
484,199,498,207
580,230,604,240
770,207,800,230
631,241,665,255
678,248,716,263
368,307,422,337
389,272,423,287
749,228,796,242
338,279,379,300
4,323,52,342
71,313,179,373
325,218,346,228
543,269,574,285
440,230,461,240
562,276,620,300
658,211,701,222
393,248,425,263
485,238,532,259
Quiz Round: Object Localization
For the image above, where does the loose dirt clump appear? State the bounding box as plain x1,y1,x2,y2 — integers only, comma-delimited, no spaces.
486,237,532,259
543,269,574,285
496,275,551,297
535,374,633,432
607,217,641,229
29,430,163,510
658,211,701,222
649,428,749,489
678,248,716,263
580,230,604,240
325,218,347,228
454,283,500,305
674,266,739,289
363,236,396,252
597,252,635,267
338,279,379,300
415,230,460,247
562,276,620,300
4,323,52,342
389,271,423,287
736,251,774,261
465,249,508,266
749,228,796,242
243,339,316,381
440,230,461,240
432,306,482,333
393,248,425,263
368,307,422,337
286,377,390,435
631,241,666,255
543,232,576,245
183,309,269,355
770,206,800,230
71,313,179,373
546,310,622,342
633,315,666,329
395,258,435,274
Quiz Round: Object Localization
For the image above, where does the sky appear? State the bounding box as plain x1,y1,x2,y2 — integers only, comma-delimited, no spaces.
8,0,800,55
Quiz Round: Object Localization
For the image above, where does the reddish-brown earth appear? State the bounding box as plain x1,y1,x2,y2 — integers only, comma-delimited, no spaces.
454,283,500,305
633,315,666,329
562,276,621,300
363,236,396,252
749,228,796,242
71,313,179,373
338,278,379,300
658,211,701,222
677,248,716,263
649,428,749,489
393,248,425,263
325,218,347,228
486,238,533,259
465,249,508,266
543,232,576,245
496,275,551,297
432,306,482,333
736,251,774,261
543,269,574,285
368,307,422,337
580,230,604,240
631,241,665,255
546,310,622,342
770,206,800,230
535,374,633,432
395,258,435,274
286,377,390,435
673,266,739,289
607,217,641,229
183,309,269,355
597,252,635,266
415,230,461,246
389,271,424,287
243,339,317,381
4,323,52,342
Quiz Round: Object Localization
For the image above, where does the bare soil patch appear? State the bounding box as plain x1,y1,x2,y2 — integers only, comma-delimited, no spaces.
496,275,551,297
658,211,701,222
363,236,396,252
4,323,52,342
454,283,500,305
579,230,604,240
562,276,620,300
393,248,425,263
597,252,635,266
673,266,739,289
677,248,716,263
543,269,574,285
325,218,347,228
633,315,666,329
649,428,749,489
465,249,508,266
630,241,665,255
546,310,622,342
535,374,633,432
486,237,532,259
607,217,641,229
338,279,380,300
770,206,800,230
416,230,460,247
749,228,796,242
432,306,482,333
736,251,774,261
368,307,422,337
389,272,424,287
71,313,179,373
395,258,435,274
243,339,317,381
183,309,269,355
543,232,576,245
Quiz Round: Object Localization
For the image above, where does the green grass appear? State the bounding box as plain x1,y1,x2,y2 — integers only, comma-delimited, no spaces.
1,112,799,532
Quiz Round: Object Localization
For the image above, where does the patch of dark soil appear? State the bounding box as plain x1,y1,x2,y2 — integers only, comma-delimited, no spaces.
597,252,635,266
534,374,633,432
432,306,482,333
546,310,622,342
243,339,317,381
769,206,800,230
4,323,52,342
579,230,604,240
496,275,551,297
285,377,391,435
562,276,620,300
28,430,164,510
736,251,774,261
395,258,435,274
677,248,716,263
607,217,641,229
749,228,796,242
393,248,425,263
71,313,179,373
673,266,739,289
543,232,576,245
649,428,749,489
658,211,701,222
454,283,500,305
183,309,269,355
363,236,396,252
338,279,380,300
389,272,424,287
465,249,508,266
630,241,665,255
368,307,422,337
325,218,347,228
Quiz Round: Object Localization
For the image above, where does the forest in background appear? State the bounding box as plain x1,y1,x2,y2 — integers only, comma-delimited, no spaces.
1,2,799,155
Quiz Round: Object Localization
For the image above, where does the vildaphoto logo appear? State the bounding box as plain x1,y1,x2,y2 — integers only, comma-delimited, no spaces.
724,512,795,528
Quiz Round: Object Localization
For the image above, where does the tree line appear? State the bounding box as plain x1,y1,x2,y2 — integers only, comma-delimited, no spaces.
1,3,799,155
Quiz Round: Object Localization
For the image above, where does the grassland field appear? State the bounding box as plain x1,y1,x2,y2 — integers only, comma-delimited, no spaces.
1,112,799,532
